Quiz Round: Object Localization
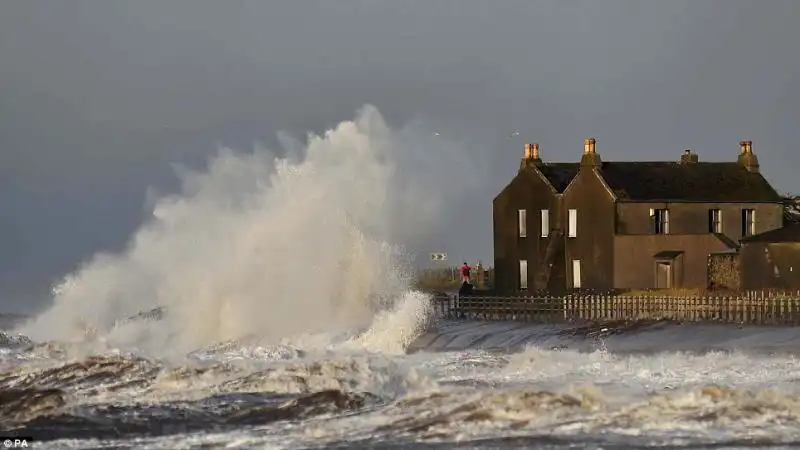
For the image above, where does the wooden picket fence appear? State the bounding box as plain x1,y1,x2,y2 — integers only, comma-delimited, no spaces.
433,291,800,325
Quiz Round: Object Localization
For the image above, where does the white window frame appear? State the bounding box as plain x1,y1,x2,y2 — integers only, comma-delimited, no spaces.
541,209,549,237
572,259,581,289
518,209,527,238
709,208,722,234
519,259,528,290
653,208,669,234
568,209,577,238
743,208,756,237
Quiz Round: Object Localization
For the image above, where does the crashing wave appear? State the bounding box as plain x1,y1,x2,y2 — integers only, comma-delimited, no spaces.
0,387,66,425
113,306,166,328
0,332,34,350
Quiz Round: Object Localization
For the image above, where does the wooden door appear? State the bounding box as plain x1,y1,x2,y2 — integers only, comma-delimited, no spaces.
656,262,672,289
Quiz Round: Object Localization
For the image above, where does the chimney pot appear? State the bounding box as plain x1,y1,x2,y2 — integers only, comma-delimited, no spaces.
580,138,601,167
737,140,759,172
739,140,753,154
681,149,699,164
583,138,596,154
519,142,542,169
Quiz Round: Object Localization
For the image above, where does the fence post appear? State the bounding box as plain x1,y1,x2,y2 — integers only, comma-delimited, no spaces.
742,294,749,324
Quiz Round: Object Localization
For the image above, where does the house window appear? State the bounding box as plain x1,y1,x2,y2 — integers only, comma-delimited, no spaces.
568,209,577,237
572,259,581,289
653,208,669,234
742,208,756,237
519,259,528,290
541,209,549,237
518,209,527,238
708,209,722,233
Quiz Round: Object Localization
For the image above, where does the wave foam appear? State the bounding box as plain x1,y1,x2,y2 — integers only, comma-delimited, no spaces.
14,105,471,358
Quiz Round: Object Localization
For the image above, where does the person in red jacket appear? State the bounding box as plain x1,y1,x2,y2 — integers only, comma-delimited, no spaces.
460,262,472,283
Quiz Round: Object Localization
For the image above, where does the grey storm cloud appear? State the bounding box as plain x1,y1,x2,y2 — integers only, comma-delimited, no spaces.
1,0,799,312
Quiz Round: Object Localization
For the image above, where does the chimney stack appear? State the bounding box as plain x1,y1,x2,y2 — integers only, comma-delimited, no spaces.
680,149,699,164
580,137,601,167
519,142,542,169
583,138,596,154
737,140,759,172
530,142,540,160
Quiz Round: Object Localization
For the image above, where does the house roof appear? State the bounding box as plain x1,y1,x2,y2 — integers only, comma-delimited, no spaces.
783,196,800,223
710,248,739,255
597,162,781,202
741,223,800,243
713,232,741,249
536,163,580,192
529,160,781,202
653,250,683,259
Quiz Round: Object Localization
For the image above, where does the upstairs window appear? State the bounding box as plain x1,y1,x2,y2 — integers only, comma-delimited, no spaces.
742,208,756,237
568,209,577,237
517,209,527,238
652,208,669,234
708,209,722,234
540,209,550,237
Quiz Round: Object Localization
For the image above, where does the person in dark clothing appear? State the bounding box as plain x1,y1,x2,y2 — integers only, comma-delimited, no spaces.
458,280,474,295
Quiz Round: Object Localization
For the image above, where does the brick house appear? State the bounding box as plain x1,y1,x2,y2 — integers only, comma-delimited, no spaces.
493,139,784,292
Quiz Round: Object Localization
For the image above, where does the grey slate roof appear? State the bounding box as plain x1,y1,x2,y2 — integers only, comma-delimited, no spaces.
534,161,781,202
536,163,579,192
741,223,800,243
598,162,781,202
713,233,741,249
653,250,684,259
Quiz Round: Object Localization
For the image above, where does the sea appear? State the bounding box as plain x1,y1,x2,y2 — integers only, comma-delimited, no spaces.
3,309,800,449
3,107,800,448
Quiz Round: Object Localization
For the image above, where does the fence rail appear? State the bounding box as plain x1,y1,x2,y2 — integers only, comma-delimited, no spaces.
433,292,800,325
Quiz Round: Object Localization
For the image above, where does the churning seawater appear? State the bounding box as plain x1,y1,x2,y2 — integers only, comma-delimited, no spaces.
4,316,800,449
2,106,800,448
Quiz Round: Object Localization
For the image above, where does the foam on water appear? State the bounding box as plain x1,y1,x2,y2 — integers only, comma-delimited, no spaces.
4,323,800,447
342,290,435,355
14,105,473,358
281,344,800,447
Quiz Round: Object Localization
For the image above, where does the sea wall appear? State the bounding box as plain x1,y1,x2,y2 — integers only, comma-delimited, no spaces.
410,319,800,354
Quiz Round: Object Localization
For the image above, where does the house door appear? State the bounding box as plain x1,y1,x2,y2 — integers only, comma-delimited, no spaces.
572,260,581,289
656,262,672,289
519,260,528,290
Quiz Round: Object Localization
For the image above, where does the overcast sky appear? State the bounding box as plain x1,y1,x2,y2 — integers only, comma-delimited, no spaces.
1,1,799,312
